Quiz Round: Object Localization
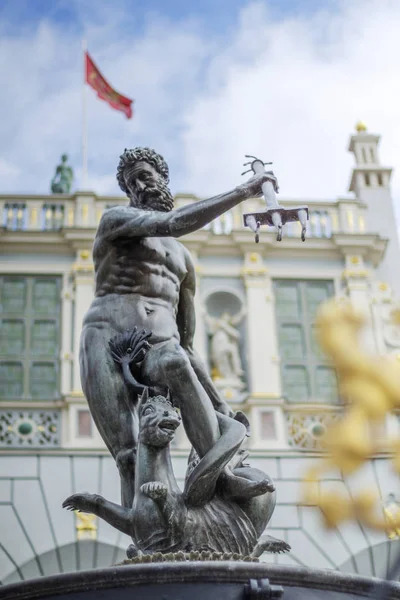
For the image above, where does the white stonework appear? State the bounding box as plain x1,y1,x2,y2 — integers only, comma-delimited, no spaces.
0,126,399,582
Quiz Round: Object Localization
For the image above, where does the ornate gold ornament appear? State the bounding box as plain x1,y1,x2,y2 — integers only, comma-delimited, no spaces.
355,121,367,132
75,511,97,540
79,250,90,260
301,299,400,531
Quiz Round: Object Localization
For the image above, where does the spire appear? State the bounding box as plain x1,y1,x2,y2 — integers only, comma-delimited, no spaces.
347,125,399,298
348,123,392,193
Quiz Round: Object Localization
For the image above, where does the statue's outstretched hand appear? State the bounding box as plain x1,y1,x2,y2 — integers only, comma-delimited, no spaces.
238,172,279,199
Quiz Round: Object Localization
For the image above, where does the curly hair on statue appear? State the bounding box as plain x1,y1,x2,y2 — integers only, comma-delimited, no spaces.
116,147,170,193
141,394,175,410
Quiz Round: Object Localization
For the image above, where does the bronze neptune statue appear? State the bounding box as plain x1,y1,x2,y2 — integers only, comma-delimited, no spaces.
63,147,289,558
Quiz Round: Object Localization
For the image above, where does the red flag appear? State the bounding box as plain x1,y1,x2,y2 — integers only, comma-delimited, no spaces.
85,51,133,119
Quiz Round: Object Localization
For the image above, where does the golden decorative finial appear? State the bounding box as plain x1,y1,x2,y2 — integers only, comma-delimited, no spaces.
80,250,90,260
355,121,367,133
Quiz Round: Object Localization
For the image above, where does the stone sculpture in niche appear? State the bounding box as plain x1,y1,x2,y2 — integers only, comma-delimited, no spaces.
207,310,245,383
63,147,288,558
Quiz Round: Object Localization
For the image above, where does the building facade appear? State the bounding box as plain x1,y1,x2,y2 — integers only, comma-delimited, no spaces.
0,125,400,584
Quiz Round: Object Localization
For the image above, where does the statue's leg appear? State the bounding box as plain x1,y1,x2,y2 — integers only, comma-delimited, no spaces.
80,325,138,507
63,493,133,537
141,341,269,501
229,466,276,537
230,345,244,376
141,340,219,458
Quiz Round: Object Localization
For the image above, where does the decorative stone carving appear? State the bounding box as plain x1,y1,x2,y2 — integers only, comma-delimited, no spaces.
286,411,341,451
381,305,400,351
0,410,60,447
64,330,288,557
208,312,245,382
205,290,247,402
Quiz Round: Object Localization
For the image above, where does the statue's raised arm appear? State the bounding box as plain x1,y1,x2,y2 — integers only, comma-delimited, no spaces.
98,147,279,242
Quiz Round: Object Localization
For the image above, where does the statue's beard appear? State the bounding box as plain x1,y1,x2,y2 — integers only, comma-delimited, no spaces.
129,180,174,212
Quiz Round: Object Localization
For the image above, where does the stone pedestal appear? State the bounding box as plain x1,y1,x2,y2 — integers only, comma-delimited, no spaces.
1,562,400,600
213,376,247,404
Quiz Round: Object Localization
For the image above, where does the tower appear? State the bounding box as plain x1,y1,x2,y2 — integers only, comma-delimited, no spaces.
348,122,400,297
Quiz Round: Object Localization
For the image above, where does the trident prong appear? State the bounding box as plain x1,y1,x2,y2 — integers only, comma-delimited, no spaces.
244,155,273,166
241,153,309,244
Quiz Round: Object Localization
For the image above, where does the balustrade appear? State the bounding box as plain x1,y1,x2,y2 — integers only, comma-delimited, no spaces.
42,204,65,230
2,203,27,230
0,195,369,237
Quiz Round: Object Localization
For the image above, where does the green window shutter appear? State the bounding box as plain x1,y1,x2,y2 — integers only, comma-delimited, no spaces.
315,366,338,403
1,278,26,313
30,363,57,399
279,324,305,360
0,275,61,401
0,319,25,355
283,366,310,402
274,279,336,405
32,279,59,314
310,324,325,360
304,281,333,320
0,363,24,397
31,320,58,356
274,282,301,319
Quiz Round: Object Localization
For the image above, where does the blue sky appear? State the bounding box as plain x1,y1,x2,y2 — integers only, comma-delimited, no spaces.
0,0,400,231
1,0,337,37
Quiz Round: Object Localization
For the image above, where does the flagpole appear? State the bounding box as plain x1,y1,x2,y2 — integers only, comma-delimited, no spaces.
82,38,88,189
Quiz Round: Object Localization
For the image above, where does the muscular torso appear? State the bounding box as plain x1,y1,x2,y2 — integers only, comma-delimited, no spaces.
84,228,191,344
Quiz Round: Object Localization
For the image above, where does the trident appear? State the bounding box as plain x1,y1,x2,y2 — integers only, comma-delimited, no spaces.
242,155,309,243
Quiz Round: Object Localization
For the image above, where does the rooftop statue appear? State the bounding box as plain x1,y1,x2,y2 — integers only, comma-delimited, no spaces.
63,146,288,558
51,154,73,194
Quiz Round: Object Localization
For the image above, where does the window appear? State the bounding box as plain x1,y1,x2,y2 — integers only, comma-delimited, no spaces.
0,276,61,400
260,411,277,440
274,280,338,403
365,174,370,186
77,410,92,437
377,173,383,186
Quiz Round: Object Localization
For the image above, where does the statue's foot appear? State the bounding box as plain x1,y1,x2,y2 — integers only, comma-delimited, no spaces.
221,472,275,501
62,492,100,513
126,544,142,559
252,535,291,556
140,481,168,501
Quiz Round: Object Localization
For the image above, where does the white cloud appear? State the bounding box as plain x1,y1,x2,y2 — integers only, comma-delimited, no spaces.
0,7,210,195
181,1,400,203
0,0,400,237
